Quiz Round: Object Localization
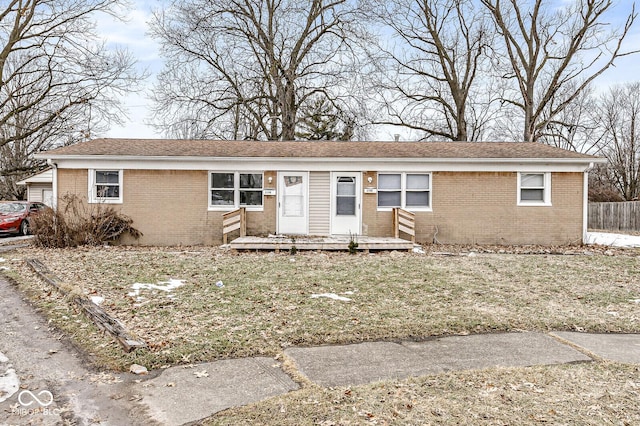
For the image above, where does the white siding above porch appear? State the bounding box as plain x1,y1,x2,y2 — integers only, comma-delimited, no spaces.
309,171,330,235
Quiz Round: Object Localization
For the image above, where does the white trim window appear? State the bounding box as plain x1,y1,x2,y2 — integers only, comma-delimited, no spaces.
209,172,263,210
377,173,431,210
518,172,551,206
89,169,123,203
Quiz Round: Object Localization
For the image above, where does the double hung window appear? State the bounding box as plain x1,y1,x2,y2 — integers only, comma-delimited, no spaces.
518,172,551,206
210,172,263,209
89,170,122,203
377,173,431,210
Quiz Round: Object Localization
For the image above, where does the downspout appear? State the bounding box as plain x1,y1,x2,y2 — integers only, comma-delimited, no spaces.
47,159,58,210
583,162,594,245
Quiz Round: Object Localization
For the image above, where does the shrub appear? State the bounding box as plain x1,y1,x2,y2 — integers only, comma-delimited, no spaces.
31,194,142,248
348,232,358,254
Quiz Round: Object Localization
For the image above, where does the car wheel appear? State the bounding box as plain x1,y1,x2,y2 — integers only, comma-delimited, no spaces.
20,220,30,236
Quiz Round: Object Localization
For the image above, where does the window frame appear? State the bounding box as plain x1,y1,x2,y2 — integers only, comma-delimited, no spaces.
377,172,432,211
209,171,264,211
88,169,123,204
517,172,551,206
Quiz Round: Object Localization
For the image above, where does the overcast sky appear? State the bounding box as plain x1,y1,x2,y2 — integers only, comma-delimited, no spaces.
100,0,640,141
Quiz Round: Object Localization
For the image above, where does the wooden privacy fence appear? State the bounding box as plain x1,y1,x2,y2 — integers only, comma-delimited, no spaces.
588,201,640,232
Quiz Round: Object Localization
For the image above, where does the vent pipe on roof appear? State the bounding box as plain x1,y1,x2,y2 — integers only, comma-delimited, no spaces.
394,134,400,142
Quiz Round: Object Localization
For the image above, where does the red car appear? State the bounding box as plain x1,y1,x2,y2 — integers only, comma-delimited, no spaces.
0,201,48,236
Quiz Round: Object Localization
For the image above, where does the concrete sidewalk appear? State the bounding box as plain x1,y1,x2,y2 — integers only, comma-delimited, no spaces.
284,332,590,387
133,331,640,426
137,357,298,425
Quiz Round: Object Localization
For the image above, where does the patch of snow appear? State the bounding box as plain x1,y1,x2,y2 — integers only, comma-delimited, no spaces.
0,352,8,363
128,279,185,297
413,246,425,254
90,296,104,305
586,232,640,248
129,364,148,375
0,266,8,271
630,299,640,304
311,293,352,302
0,257,5,262
0,367,20,403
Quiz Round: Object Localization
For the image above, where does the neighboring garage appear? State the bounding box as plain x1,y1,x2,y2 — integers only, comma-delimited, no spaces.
16,168,53,206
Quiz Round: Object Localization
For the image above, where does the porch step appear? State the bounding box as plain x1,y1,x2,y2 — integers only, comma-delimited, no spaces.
228,236,414,252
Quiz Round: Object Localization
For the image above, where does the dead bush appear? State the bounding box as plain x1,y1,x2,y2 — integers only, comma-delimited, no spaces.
31,194,142,248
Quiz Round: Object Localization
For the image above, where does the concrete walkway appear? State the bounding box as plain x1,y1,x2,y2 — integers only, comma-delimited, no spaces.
131,331,640,426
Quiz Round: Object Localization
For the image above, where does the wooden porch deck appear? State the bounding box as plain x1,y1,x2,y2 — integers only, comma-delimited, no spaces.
228,236,415,252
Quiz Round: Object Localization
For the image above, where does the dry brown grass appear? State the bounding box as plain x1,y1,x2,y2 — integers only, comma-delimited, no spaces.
2,245,639,372
208,362,640,425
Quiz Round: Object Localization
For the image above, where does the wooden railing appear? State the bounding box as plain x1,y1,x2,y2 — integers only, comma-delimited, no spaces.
393,207,416,243
222,207,246,244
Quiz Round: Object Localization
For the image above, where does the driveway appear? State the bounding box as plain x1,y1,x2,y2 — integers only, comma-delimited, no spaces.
0,276,156,425
0,235,32,254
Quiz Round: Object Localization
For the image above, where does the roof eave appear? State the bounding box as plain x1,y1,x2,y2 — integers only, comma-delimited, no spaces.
35,154,601,164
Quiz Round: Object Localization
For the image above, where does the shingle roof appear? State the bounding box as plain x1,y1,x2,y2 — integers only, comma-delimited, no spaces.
41,138,597,160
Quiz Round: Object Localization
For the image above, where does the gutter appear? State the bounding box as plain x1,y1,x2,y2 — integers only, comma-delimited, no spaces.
583,162,595,244
47,159,58,209
34,153,604,166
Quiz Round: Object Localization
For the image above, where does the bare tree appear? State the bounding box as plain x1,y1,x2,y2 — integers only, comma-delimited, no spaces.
0,0,144,199
481,0,637,142
588,163,624,202
537,83,600,153
150,0,365,141
593,82,640,201
366,0,496,141
296,96,355,140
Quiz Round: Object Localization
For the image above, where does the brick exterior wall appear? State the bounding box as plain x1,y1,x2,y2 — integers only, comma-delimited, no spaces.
362,171,584,245
56,169,584,246
57,169,277,246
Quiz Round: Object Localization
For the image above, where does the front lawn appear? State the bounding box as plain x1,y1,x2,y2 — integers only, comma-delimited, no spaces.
3,245,639,370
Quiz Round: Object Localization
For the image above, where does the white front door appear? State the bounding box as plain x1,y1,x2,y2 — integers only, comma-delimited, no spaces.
331,172,361,235
278,172,308,235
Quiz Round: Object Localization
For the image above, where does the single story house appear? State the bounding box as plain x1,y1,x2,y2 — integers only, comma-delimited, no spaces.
35,138,602,246
16,168,54,206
